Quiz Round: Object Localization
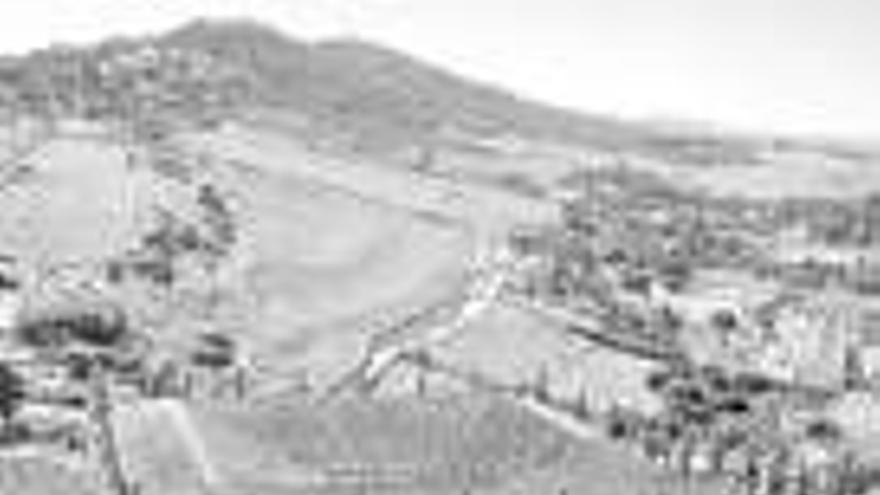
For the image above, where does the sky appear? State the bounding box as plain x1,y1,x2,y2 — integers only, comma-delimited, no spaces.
0,0,878,139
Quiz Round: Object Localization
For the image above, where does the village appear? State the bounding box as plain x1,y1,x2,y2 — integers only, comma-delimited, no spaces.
0,255,253,494
497,165,880,494
0,18,879,495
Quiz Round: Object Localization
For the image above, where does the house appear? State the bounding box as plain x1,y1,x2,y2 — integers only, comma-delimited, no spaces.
853,307,880,386
762,294,854,389
827,393,880,465
662,270,781,371
860,348,880,386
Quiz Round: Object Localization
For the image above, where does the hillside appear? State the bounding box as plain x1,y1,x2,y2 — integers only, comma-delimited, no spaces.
0,17,879,495
160,20,638,150
4,18,876,167
167,20,880,165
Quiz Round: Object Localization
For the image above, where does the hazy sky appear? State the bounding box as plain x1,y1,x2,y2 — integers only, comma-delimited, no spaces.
1,0,878,138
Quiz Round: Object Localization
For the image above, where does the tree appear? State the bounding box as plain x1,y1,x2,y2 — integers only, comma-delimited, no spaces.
842,461,880,495
710,309,738,332
532,364,551,403
621,271,653,296
190,332,236,369
653,306,684,345
16,317,70,348
605,405,644,441
646,369,674,392
861,193,880,245
570,385,592,419
804,419,843,444
68,307,129,348
0,363,26,434
658,259,692,292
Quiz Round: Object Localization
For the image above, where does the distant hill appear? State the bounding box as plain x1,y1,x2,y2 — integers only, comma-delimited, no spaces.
0,17,877,165
159,20,640,149
158,19,880,165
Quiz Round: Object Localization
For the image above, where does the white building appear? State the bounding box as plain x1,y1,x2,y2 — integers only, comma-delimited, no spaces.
766,295,853,389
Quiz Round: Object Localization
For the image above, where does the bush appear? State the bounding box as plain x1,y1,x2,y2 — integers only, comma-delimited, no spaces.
17,318,70,348
731,372,776,395
646,370,674,392
715,396,750,415
190,332,236,368
710,309,739,332
67,308,128,347
17,306,129,349
0,363,26,427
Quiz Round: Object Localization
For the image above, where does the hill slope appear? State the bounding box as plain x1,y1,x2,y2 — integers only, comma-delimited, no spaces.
5,18,874,166
160,19,880,165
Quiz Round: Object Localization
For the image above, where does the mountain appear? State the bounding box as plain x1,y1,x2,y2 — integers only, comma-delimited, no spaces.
157,19,880,164
1,18,876,165
158,19,640,150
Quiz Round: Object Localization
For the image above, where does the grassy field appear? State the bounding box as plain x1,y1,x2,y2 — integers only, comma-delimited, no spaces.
187,394,645,495
114,401,207,495
182,123,557,238
224,163,473,391
0,123,478,397
479,436,729,495
173,121,561,393
168,393,730,495
433,302,663,414
0,137,145,265
0,455,97,495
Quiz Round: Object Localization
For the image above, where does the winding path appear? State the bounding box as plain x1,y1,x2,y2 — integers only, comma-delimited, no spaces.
154,399,222,490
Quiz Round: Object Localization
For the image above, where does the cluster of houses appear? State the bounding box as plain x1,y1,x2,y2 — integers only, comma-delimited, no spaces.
513,167,880,494
0,37,247,136
540,167,880,395
0,260,252,456
659,274,880,396
649,431,874,495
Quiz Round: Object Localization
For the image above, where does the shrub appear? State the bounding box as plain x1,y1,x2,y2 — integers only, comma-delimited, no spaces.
16,318,70,348
0,363,26,428
67,308,129,347
190,332,236,369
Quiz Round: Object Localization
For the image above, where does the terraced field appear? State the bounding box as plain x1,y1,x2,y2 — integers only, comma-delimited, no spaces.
111,393,729,495
188,395,585,495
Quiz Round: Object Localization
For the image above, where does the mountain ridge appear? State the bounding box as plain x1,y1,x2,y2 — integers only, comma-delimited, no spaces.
0,17,877,165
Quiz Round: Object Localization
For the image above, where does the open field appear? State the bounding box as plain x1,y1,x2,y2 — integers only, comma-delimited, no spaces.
181,123,558,239
133,393,726,495
174,120,562,391
432,302,663,414
114,400,208,495
225,163,473,390
190,395,572,494
0,137,146,265
184,394,678,495
0,455,97,495
479,437,729,495
0,123,480,396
